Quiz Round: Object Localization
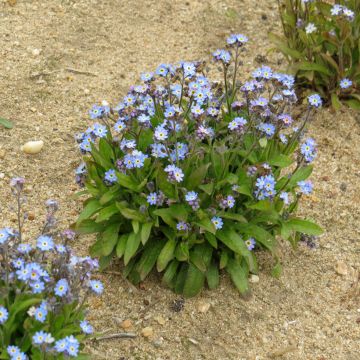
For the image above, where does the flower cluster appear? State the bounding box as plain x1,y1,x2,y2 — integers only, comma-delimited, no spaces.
0,178,103,358
75,34,322,297
272,0,359,109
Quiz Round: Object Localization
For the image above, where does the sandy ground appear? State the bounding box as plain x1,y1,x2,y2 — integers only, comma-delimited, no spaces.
1,0,360,359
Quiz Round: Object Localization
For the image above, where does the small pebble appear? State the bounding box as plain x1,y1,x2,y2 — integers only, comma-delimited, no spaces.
249,274,260,283
120,319,133,330
154,316,166,325
335,261,348,276
0,148,6,159
197,301,211,313
32,48,41,56
21,140,44,154
141,326,154,338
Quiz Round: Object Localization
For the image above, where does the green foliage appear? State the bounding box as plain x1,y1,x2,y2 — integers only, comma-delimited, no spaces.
271,0,360,109
0,117,13,129
76,38,323,298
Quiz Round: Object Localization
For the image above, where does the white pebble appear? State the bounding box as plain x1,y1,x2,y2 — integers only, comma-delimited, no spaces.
21,140,44,154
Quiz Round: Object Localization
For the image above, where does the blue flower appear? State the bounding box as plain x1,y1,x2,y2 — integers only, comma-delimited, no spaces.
182,62,196,78
340,78,352,89
65,335,80,357
154,124,169,141
0,228,11,244
191,105,204,117
308,94,322,108
255,174,277,199
259,123,276,137
55,338,68,353
93,123,108,138
278,113,293,127
211,216,223,230
32,331,49,345
36,235,54,251
156,64,169,77
300,138,317,163
0,306,9,324
54,279,69,297
7,346,21,357
298,180,313,195
132,150,148,168
225,195,235,208
176,221,189,231
245,238,256,251
104,169,117,184
80,320,94,334
147,192,157,205
17,243,32,254
11,352,27,360
89,105,104,119
185,191,198,202
227,33,248,46
56,244,67,253
34,304,48,323
123,93,136,106
114,120,126,132
141,72,154,82
12,258,24,269
212,49,231,64
89,280,104,295
30,281,45,294
16,267,30,282
228,117,247,131
280,192,290,205
164,165,184,183
150,143,168,158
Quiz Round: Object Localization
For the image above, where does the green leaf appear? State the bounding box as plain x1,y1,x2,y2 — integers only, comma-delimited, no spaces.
141,222,153,245
345,99,360,110
183,263,206,298
98,137,114,162
205,232,217,248
95,203,119,223
175,242,189,261
331,93,342,110
132,220,140,234
99,185,121,205
268,154,294,168
198,182,214,195
286,218,323,236
101,223,121,256
0,117,13,129
153,204,188,222
185,163,210,190
271,262,282,279
235,223,276,251
75,219,105,234
116,203,144,221
247,200,273,212
115,172,140,191
194,217,216,235
268,33,303,59
219,249,229,269
226,259,249,295
297,61,332,76
136,240,164,280
124,232,141,265
288,165,313,187
216,228,250,255
218,212,247,223
99,254,113,270
162,259,179,288
206,261,219,290
77,199,101,223
157,238,176,272
116,234,128,258
259,137,267,148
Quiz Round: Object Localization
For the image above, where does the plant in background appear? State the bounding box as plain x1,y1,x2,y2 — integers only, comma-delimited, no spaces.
0,178,103,359
0,116,13,129
75,34,322,298
270,0,360,109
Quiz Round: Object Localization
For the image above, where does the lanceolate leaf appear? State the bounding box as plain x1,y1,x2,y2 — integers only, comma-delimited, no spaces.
0,117,13,129
226,259,249,295
286,218,323,236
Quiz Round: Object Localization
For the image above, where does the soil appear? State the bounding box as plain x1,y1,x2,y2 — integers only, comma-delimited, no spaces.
0,0,359,359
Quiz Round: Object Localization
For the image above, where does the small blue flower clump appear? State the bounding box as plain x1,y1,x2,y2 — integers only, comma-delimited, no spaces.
74,34,322,297
0,178,103,358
